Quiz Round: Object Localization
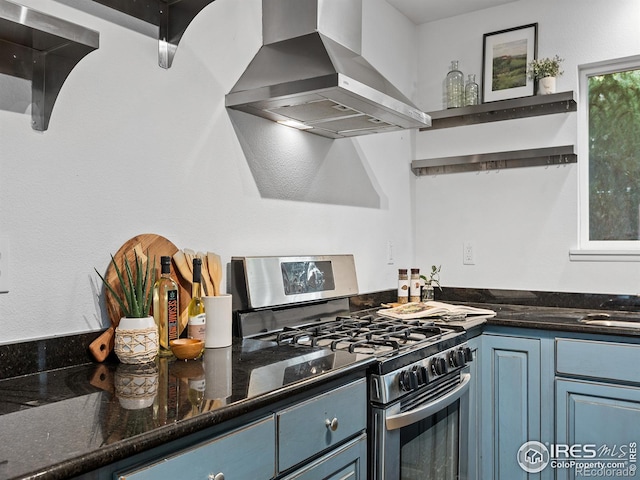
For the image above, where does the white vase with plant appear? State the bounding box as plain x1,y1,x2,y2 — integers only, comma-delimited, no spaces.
96,252,158,364
528,55,564,95
420,265,442,302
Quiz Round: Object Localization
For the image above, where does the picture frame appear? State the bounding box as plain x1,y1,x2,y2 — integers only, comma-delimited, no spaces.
482,23,537,103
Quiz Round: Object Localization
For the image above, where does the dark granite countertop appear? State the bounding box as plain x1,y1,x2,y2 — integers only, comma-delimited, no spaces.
4,288,640,479
0,339,373,480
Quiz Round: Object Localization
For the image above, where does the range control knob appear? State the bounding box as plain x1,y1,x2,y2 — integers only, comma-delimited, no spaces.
399,369,417,391
417,365,429,385
463,347,473,362
450,348,467,368
399,365,429,391
431,356,448,376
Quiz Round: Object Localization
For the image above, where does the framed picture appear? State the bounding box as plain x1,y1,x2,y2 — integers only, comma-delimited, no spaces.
482,23,537,102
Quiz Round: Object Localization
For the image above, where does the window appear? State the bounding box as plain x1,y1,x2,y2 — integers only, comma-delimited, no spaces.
577,56,640,256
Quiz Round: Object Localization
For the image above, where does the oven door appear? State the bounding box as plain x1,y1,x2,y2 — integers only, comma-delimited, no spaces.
371,370,471,480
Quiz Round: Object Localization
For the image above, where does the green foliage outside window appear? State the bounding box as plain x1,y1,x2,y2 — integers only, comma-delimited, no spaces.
589,69,640,240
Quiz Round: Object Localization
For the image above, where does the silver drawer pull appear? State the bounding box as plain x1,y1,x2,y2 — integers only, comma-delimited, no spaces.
208,474,224,480
325,417,339,431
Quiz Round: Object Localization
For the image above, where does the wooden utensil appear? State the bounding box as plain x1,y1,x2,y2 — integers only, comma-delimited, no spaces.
198,251,214,297
207,252,222,296
89,233,189,362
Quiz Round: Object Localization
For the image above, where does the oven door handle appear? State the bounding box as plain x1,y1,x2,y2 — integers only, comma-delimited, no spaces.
385,373,471,431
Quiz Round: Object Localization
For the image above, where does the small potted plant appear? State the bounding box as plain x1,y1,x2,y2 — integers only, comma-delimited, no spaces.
528,55,564,95
420,265,442,302
95,251,158,364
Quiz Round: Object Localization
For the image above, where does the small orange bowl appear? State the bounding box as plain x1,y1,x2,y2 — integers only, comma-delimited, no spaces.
169,339,204,360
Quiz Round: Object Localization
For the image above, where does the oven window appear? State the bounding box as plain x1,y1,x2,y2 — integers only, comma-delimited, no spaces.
281,261,335,295
400,400,460,480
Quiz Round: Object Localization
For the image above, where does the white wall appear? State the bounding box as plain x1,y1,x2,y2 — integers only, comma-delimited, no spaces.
0,0,418,343
413,0,640,294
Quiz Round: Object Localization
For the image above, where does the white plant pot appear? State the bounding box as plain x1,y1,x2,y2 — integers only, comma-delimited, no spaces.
538,76,556,95
114,316,159,364
114,362,159,409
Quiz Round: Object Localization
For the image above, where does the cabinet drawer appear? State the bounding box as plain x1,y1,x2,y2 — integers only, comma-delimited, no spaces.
556,338,640,384
117,416,275,480
277,379,367,472
282,433,367,480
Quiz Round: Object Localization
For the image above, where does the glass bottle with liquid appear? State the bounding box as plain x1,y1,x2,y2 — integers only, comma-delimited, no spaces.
446,60,464,109
188,258,206,341
153,256,180,356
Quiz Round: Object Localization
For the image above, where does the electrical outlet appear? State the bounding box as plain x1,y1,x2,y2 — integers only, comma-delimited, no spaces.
387,240,394,265
0,236,8,293
463,241,475,265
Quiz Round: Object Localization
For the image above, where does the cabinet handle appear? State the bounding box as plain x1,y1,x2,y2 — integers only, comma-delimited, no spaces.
208,474,224,480
325,417,339,431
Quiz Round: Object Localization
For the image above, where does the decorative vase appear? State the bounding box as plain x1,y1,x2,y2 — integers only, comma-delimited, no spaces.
538,76,556,95
464,74,479,106
114,316,159,364
422,284,435,302
446,60,464,108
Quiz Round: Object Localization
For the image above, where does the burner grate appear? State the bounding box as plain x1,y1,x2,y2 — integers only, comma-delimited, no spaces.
274,313,449,355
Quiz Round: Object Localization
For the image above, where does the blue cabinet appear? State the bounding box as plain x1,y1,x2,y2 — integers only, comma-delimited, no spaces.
555,338,640,480
479,331,554,480
282,433,367,479
116,416,276,479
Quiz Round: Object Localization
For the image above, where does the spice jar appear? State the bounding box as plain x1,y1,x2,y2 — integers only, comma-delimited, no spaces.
409,268,421,303
397,269,409,304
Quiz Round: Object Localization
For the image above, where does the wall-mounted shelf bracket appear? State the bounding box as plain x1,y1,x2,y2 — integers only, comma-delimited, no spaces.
93,0,215,68
0,0,99,130
421,91,577,130
412,145,577,176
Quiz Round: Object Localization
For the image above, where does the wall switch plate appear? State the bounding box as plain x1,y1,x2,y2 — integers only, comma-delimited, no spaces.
0,236,8,293
463,241,475,265
387,240,394,265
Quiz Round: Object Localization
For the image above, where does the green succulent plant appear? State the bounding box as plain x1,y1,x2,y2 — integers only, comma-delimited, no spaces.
95,251,156,318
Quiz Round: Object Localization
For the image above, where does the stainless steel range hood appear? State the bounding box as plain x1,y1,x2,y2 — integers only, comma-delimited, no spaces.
225,0,430,139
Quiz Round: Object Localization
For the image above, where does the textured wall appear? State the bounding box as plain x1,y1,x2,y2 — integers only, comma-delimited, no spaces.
414,0,640,294
0,0,418,343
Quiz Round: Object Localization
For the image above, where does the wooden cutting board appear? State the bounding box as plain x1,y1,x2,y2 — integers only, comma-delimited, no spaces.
91,233,189,362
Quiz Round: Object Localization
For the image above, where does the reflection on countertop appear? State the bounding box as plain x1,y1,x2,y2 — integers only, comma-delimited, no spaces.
0,339,372,480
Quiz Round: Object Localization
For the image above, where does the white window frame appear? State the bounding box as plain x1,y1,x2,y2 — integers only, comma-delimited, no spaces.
571,55,640,262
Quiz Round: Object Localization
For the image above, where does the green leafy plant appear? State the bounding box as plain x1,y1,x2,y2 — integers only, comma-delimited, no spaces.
420,265,442,291
528,55,564,80
95,251,156,318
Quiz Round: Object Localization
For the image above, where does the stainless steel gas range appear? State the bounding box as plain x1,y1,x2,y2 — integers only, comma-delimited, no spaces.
231,255,479,480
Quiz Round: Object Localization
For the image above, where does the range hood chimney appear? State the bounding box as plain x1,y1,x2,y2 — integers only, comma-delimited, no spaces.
225,0,431,139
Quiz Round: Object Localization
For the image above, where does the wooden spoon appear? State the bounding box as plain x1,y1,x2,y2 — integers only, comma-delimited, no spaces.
198,251,214,297
207,252,222,296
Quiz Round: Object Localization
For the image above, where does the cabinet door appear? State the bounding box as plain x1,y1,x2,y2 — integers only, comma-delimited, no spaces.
282,433,367,480
116,416,275,480
480,335,545,480
556,379,640,480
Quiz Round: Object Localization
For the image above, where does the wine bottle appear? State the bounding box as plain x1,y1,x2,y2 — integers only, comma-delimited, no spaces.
188,258,206,341
153,256,180,356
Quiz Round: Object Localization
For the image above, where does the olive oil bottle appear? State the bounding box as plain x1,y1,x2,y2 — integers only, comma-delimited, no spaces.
153,256,180,356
